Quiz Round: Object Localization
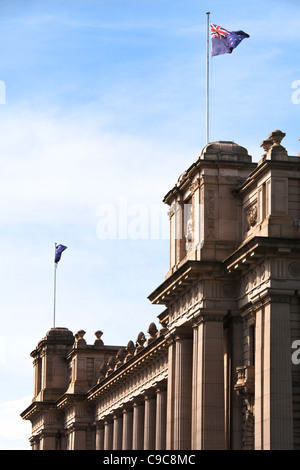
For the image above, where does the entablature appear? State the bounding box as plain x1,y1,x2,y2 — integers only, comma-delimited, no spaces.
148,260,224,305
86,333,168,403
223,236,300,274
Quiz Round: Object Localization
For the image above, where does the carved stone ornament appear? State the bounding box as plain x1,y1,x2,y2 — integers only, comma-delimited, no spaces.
245,205,257,232
134,332,146,355
94,330,104,348
260,138,273,154
288,262,300,277
145,323,158,346
269,129,286,146
106,355,117,376
235,365,254,450
124,340,135,363
74,330,86,348
114,348,126,370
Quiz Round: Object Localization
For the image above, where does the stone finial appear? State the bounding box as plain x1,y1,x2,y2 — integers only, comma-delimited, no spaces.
74,329,86,348
158,324,168,337
94,330,104,348
268,129,286,146
260,138,273,155
145,322,158,346
124,340,135,363
97,362,108,383
264,130,288,161
114,348,126,370
134,332,146,355
105,355,117,376
136,331,146,346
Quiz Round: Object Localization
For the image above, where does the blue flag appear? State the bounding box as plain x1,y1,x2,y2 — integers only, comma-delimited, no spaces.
211,23,249,57
55,244,67,263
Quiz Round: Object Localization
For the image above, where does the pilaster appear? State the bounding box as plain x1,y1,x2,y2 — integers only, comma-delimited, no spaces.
144,393,157,450
173,328,193,450
122,406,133,450
112,412,123,450
155,384,167,450
254,297,293,449
132,400,145,450
191,313,226,449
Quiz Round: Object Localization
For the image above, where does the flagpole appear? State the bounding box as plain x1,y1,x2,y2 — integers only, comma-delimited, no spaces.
206,11,210,145
53,243,57,328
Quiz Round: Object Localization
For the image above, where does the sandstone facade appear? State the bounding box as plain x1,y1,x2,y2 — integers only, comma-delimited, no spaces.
21,131,300,450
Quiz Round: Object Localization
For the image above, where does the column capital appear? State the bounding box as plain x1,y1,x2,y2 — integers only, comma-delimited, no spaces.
104,416,113,425
168,325,193,342
143,390,157,400
155,380,167,393
113,410,123,419
132,397,145,407
122,403,133,413
192,310,227,326
95,419,105,428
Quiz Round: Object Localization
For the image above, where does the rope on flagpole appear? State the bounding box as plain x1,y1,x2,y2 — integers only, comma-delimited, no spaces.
53,243,57,328
206,12,210,145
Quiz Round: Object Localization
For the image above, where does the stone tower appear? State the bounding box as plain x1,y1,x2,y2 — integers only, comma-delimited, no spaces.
22,131,300,450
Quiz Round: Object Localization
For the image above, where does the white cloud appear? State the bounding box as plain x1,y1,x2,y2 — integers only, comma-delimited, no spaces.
0,105,191,227
0,395,32,450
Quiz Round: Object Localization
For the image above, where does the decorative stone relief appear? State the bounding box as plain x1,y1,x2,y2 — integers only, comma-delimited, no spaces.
206,190,216,239
234,365,254,450
185,203,194,251
245,204,257,232
288,261,300,277
222,283,236,299
260,264,266,281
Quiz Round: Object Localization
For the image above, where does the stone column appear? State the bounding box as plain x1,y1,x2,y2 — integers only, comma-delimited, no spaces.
32,357,42,398
166,337,176,449
95,422,104,450
66,424,87,450
192,315,226,450
173,329,193,450
113,412,123,450
224,313,243,450
39,431,56,450
144,393,156,450
132,400,145,450
155,384,167,450
122,406,133,450
103,418,113,450
255,300,293,450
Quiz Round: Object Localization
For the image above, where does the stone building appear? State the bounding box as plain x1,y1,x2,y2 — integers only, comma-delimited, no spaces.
21,130,300,450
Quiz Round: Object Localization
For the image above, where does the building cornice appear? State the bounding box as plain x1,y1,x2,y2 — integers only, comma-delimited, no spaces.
86,333,168,402
148,260,224,305
223,236,300,274
236,157,300,195
20,401,57,421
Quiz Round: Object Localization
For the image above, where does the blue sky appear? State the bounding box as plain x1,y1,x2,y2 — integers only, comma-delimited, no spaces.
0,0,299,450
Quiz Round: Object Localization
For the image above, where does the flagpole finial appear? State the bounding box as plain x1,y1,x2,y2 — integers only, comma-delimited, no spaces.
206,11,210,14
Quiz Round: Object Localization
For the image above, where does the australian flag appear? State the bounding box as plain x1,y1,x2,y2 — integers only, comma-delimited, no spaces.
211,23,249,57
55,244,67,263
